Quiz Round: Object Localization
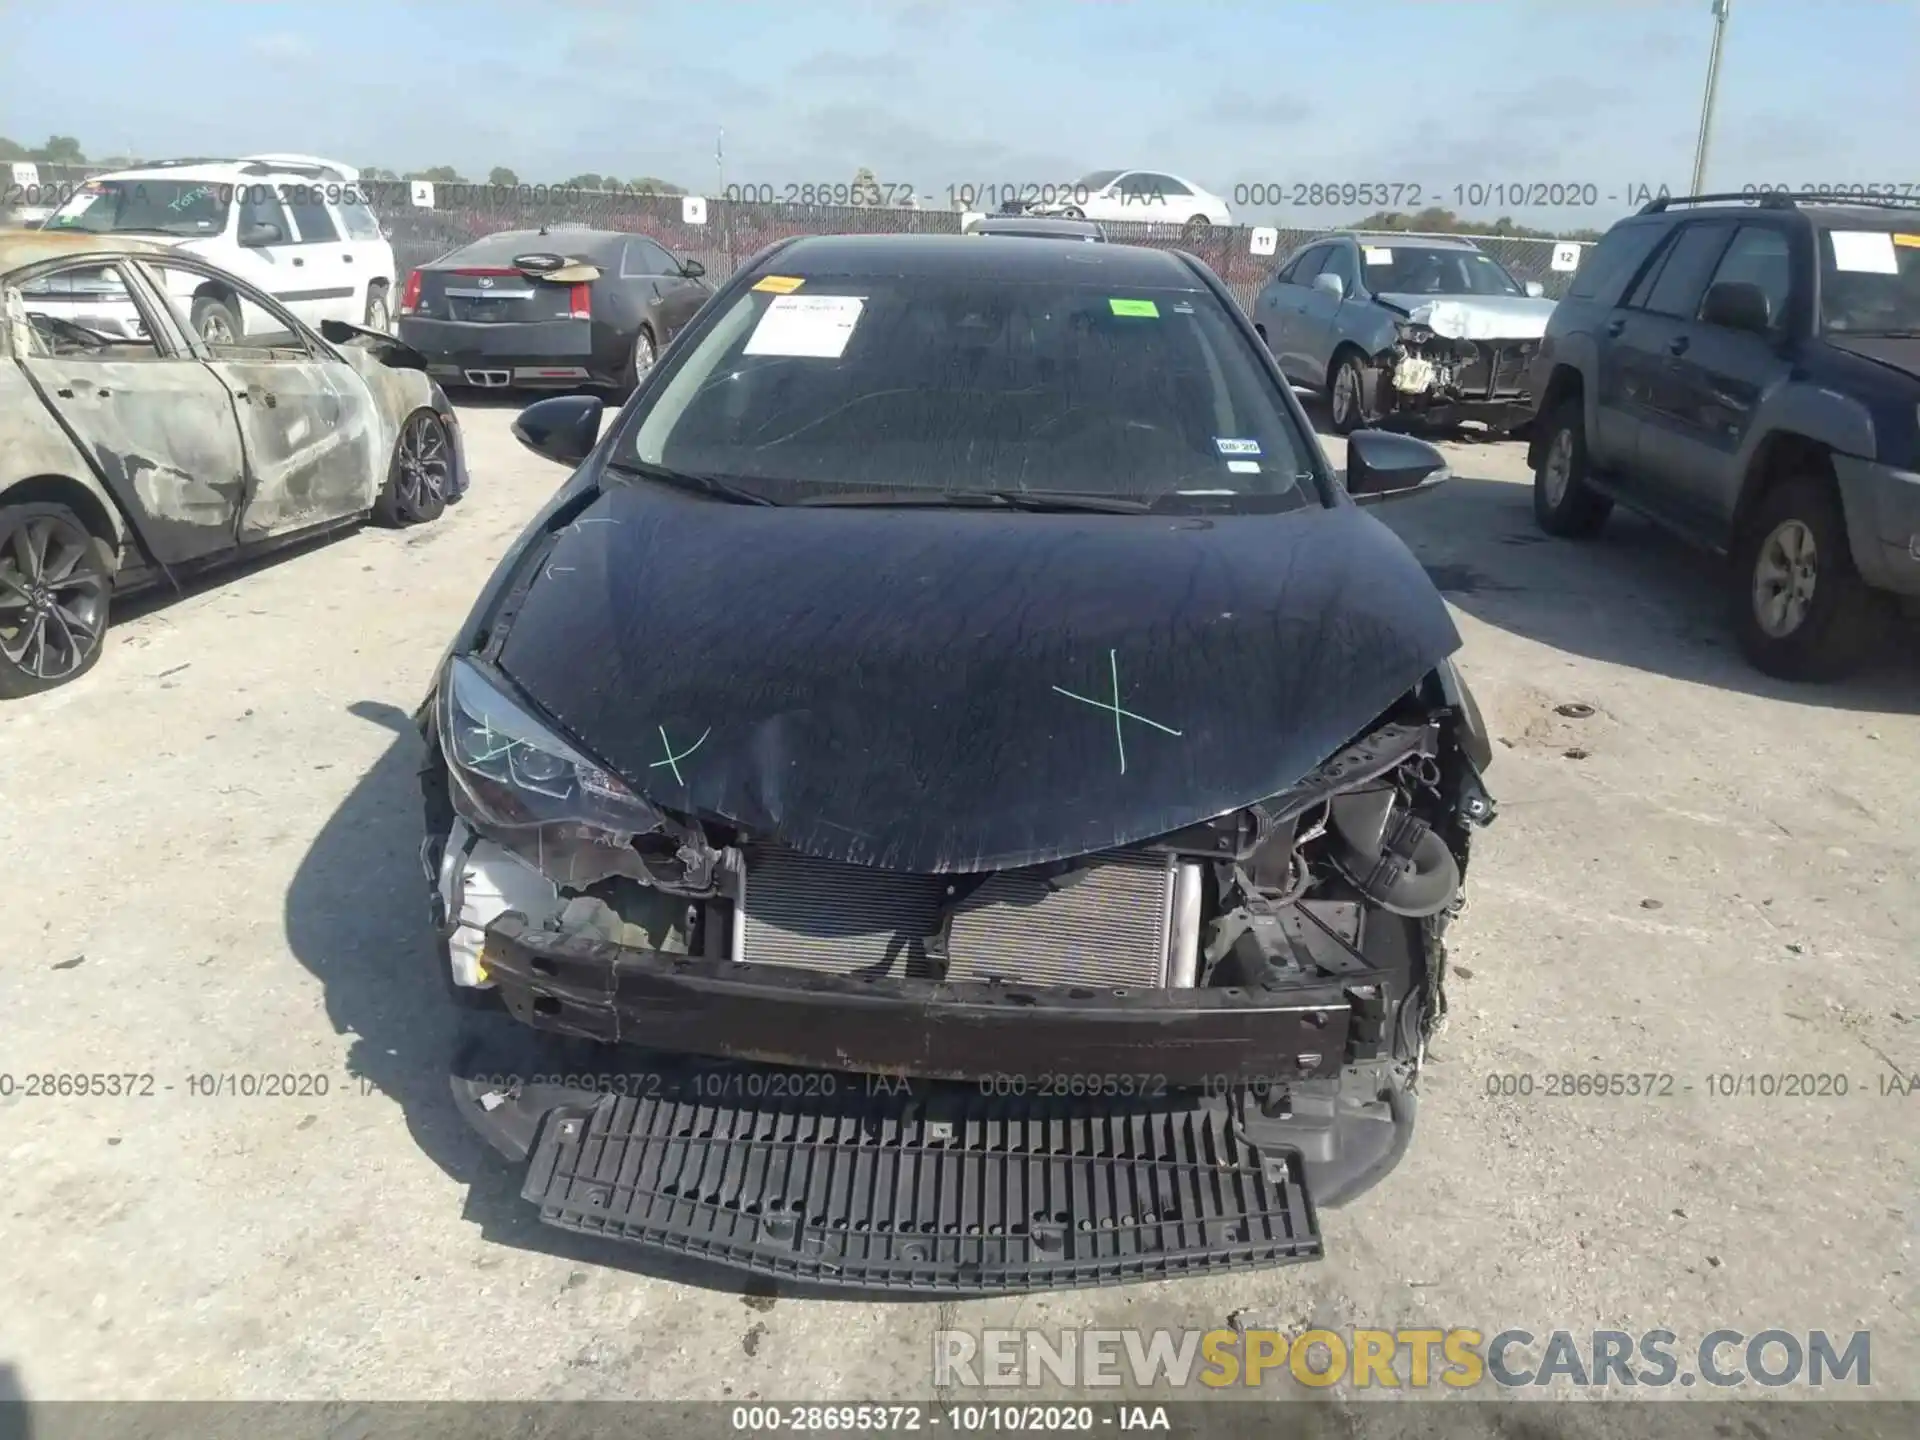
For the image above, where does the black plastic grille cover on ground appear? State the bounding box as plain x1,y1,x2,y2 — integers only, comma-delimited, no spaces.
521,1073,1321,1293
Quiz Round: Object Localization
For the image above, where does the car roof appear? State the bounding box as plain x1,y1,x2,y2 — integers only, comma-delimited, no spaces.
756,233,1203,286
0,228,177,275
1317,232,1482,251
968,216,1105,239
433,228,635,266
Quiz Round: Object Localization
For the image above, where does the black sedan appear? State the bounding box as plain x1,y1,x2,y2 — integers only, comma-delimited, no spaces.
396,227,713,398
415,234,1496,1294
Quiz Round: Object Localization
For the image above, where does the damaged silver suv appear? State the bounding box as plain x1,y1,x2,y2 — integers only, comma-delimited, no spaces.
416,234,1497,1294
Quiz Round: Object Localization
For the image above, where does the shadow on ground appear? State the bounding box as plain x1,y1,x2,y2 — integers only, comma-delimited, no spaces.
281,701,904,1300
1375,470,1920,713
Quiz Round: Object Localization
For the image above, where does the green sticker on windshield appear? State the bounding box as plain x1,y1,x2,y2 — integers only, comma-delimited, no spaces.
1109,298,1159,318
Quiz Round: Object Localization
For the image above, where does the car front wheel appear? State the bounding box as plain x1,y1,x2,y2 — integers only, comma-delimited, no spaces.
1531,399,1612,537
0,501,113,699
1732,475,1884,682
1327,351,1380,435
375,409,452,527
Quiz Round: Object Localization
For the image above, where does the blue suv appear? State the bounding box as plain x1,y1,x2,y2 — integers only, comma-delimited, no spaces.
1526,193,1920,681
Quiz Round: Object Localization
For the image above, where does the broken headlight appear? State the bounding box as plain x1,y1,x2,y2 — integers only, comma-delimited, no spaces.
441,656,664,837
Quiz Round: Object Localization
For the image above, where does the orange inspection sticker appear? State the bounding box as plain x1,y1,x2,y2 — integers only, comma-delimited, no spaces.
753,275,806,293
1895,234,1920,248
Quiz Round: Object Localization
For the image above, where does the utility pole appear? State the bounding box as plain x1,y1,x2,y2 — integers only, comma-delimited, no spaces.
1690,0,1732,194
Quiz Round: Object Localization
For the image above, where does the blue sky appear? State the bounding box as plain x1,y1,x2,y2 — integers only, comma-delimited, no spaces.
2,0,1912,228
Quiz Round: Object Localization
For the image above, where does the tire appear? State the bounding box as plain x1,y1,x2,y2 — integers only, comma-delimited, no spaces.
1327,349,1381,436
1184,214,1211,237
363,284,392,333
1060,206,1085,220
0,501,113,699
374,409,452,527
615,327,658,402
190,295,241,345
1531,399,1612,538
1731,474,1886,682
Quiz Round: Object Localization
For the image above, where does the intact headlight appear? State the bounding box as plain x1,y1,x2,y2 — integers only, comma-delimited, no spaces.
440,655,663,837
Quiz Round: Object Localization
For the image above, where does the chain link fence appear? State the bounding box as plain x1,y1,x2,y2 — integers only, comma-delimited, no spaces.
5,167,1590,307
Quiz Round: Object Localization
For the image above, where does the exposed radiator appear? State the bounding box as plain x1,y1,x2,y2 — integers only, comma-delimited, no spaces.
736,846,1178,988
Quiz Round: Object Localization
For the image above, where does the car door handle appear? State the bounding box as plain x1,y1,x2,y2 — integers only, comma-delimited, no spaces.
292,257,305,267
1604,318,1626,337
1668,335,1690,355
342,254,354,263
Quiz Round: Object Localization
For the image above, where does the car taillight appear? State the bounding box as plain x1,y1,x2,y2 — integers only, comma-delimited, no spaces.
399,270,422,315
568,283,591,320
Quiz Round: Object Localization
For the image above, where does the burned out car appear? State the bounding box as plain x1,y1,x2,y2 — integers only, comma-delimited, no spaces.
419,235,1497,1294
1254,232,1556,434
0,230,465,697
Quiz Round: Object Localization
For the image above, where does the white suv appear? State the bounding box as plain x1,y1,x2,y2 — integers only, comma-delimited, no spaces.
34,153,398,341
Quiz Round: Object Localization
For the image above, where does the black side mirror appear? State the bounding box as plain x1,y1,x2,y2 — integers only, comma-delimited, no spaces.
239,221,282,247
1700,280,1770,334
680,257,706,279
512,394,605,468
1343,429,1450,505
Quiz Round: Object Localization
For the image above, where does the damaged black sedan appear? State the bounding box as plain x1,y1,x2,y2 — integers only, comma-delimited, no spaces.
416,234,1496,1294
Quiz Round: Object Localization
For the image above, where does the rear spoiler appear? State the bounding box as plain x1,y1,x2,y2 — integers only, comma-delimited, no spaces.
509,252,602,284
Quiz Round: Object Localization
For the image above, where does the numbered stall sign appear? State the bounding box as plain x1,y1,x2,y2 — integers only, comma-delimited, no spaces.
1249,226,1279,257
1550,241,1583,273
682,194,708,226
410,180,436,209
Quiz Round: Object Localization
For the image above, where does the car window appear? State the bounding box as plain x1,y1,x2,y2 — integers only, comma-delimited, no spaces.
1635,221,1736,318
238,184,293,245
1358,243,1522,296
14,262,165,359
333,188,385,240
1567,221,1667,304
1818,225,1920,335
621,237,679,277
138,258,315,361
1077,170,1123,191
282,186,341,244
1149,174,1193,197
1116,173,1162,199
1702,225,1792,329
42,179,231,239
1288,247,1330,284
1319,244,1359,293
620,275,1319,513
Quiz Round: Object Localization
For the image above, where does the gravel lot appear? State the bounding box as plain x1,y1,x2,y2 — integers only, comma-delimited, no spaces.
1,399,1915,1417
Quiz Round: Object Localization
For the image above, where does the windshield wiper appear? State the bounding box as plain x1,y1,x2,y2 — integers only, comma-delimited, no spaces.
604,458,777,506
797,488,1152,513
1834,327,1920,338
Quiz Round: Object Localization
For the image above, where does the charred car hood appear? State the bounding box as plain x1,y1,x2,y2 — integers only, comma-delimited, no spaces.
1373,293,1557,341
491,481,1461,872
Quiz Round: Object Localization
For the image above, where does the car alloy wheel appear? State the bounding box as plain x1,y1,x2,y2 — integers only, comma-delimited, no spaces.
1751,518,1818,638
633,330,658,384
366,291,392,333
0,510,109,684
1540,427,1575,507
200,311,235,344
395,411,452,518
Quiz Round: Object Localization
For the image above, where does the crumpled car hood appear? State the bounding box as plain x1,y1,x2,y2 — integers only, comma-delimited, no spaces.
1374,293,1558,342
492,481,1461,873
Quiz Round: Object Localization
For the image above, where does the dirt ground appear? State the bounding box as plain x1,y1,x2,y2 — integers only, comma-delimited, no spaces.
1,400,1915,1420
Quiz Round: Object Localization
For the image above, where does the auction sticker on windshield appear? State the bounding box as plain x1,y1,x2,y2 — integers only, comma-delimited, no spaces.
1831,231,1899,274
1215,438,1262,456
1364,246,1394,264
744,293,865,358
1895,234,1920,249
752,274,806,294
1109,298,1159,317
